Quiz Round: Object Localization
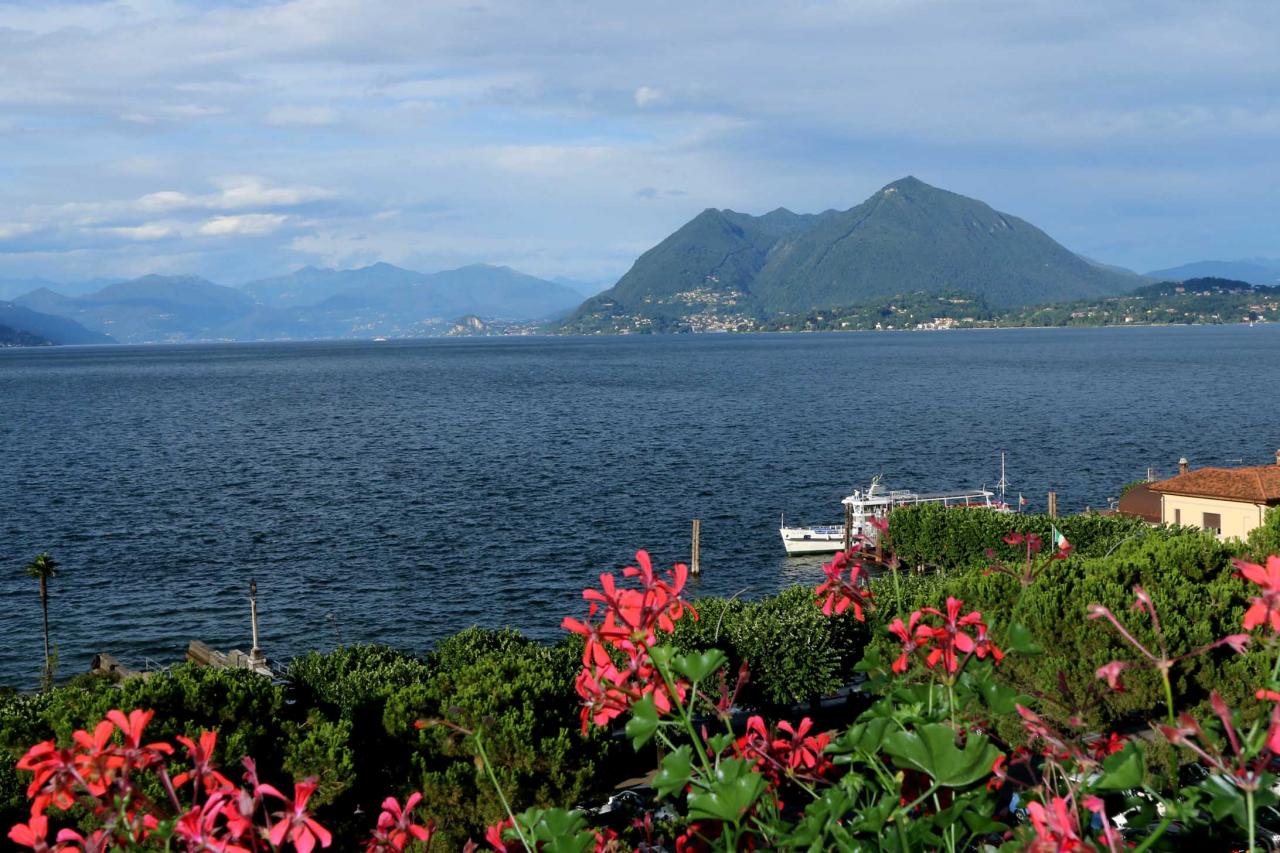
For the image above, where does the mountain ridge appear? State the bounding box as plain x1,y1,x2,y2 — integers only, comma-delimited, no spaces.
562,176,1143,333
13,263,582,343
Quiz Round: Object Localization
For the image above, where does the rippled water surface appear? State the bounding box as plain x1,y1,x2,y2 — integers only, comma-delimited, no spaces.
3,326,1278,687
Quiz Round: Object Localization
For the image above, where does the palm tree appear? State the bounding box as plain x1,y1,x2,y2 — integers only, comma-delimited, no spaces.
24,552,59,689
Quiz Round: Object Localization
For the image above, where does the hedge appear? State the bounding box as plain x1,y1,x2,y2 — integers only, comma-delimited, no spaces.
888,503,1156,572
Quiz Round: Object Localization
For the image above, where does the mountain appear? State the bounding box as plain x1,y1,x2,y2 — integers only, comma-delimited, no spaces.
551,276,615,298
0,277,64,301
0,300,116,345
306,263,583,319
1144,259,1280,285
0,277,128,300
0,324,52,346
562,177,1140,332
11,263,585,343
240,262,428,308
15,275,254,344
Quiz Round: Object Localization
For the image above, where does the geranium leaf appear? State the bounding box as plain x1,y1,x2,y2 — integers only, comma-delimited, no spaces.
1093,742,1143,791
624,694,659,749
672,649,727,683
653,745,694,799
882,723,1000,788
1006,622,1043,655
687,757,765,824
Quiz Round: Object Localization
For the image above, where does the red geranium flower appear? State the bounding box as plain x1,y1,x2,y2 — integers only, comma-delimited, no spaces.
16,740,81,816
268,779,332,853
105,708,174,770
920,597,983,674
1236,555,1280,633
173,730,233,795
8,814,50,851
886,612,929,673
366,792,434,853
814,549,873,620
1026,796,1085,851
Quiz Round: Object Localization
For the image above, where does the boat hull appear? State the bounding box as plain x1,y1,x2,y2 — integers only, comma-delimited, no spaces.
779,527,851,556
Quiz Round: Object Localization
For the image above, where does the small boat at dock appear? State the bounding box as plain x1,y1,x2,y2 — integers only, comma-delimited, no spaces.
780,479,1010,556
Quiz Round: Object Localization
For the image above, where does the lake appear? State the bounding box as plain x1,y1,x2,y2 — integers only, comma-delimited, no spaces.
2,325,1277,687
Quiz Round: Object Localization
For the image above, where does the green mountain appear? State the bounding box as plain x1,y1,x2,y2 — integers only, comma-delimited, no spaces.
0,300,116,345
562,177,1140,333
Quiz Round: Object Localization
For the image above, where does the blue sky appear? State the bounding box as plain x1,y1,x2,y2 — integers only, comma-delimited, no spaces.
1,0,1278,285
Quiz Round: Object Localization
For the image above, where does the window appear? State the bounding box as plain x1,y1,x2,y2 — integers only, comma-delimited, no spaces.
1174,508,1181,526
1203,512,1222,535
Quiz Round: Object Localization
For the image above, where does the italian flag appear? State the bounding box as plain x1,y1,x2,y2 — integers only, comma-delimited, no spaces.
1051,526,1070,551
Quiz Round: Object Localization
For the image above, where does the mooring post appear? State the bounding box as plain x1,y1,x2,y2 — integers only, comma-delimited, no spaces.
843,503,853,552
1047,492,1058,519
249,579,264,666
691,519,701,576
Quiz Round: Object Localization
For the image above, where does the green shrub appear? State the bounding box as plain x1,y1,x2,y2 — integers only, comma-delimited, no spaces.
1247,505,1280,562
384,630,611,850
868,528,1259,732
888,504,1152,571
668,586,869,707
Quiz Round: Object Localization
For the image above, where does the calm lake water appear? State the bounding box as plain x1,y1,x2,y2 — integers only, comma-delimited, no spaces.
2,326,1278,687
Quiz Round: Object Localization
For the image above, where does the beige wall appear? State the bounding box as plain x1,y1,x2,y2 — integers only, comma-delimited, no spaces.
1160,494,1266,540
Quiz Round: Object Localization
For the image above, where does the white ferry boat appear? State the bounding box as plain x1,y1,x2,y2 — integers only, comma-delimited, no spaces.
780,479,1010,556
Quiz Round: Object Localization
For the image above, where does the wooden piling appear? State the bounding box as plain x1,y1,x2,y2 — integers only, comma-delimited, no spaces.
691,519,701,576
1048,491,1058,519
843,503,853,551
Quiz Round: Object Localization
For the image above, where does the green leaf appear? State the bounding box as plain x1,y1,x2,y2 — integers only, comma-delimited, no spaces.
828,717,893,761
624,694,659,749
973,677,1027,715
1093,742,1144,791
1006,622,1043,655
653,745,694,799
882,723,1000,788
648,644,676,670
705,732,735,755
687,757,766,824
516,807,595,853
672,649,727,683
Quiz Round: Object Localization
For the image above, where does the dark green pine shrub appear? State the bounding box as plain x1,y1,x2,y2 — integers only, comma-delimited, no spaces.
868,528,1262,736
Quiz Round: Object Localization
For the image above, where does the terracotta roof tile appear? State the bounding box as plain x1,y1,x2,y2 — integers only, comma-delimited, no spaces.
1150,465,1280,504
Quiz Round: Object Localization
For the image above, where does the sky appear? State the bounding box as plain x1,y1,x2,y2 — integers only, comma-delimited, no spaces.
1,0,1278,286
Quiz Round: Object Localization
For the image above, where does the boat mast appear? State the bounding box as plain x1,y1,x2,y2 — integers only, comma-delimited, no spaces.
996,451,1008,504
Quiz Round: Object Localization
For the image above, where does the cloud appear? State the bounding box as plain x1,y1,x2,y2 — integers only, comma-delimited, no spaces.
0,0,1278,280
634,86,662,107
99,223,179,241
136,178,333,213
0,223,40,241
264,105,340,126
197,214,288,237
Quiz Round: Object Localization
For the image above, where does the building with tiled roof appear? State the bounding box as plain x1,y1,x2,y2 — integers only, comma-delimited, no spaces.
1149,451,1280,539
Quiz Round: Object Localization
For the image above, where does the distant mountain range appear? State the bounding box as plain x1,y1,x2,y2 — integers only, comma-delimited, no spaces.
562,176,1150,333
3,178,1276,344
6,263,583,344
0,300,116,345
1143,259,1280,285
